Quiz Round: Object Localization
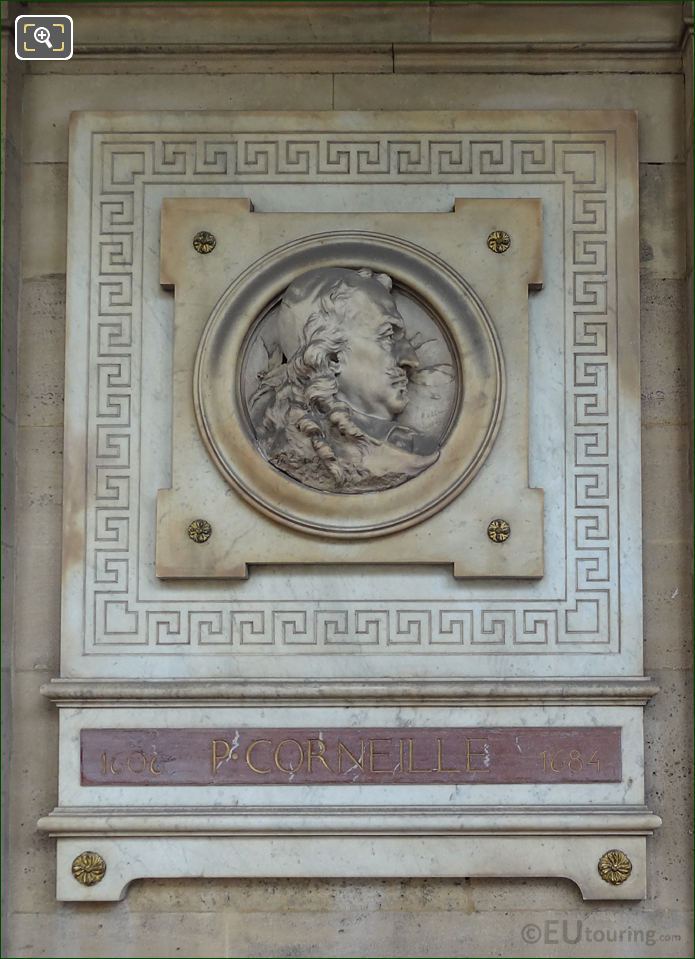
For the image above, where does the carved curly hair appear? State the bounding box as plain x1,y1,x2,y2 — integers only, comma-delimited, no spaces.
251,277,384,488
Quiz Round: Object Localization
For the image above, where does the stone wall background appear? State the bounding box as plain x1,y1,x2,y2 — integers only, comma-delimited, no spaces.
2,2,692,956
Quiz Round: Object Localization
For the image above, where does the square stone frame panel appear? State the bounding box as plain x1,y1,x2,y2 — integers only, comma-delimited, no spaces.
156,197,544,579
57,110,643,681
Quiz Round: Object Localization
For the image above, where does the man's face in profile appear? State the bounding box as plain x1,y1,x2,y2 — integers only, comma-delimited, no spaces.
336,281,420,420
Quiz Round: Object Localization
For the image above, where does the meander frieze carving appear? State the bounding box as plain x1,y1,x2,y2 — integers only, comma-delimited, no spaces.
82,124,617,653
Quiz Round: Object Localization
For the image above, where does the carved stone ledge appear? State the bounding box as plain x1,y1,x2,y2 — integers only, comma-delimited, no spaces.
38,804,664,836
40,677,660,706
42,828,659,902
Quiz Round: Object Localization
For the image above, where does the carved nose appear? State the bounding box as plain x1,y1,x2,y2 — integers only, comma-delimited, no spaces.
396,339,419,372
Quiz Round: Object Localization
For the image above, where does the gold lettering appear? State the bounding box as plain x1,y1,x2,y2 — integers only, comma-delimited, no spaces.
127,750,147,774
274,739,304,773
369,738,392,773
101,752,108,776
109,755,122,774
149,755,162,776
435,737,458,773
211,739,231,774
465,738,490,772
397,739,405,773
307,738,332,773
337,740,365,773
246,739,272,775
407,738,433,773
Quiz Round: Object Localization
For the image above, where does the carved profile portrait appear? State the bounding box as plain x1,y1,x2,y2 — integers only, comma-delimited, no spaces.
245,267,456,492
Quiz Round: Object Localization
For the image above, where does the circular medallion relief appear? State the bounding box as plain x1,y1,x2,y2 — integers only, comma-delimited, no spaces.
194,232,503,539
242,270,458,494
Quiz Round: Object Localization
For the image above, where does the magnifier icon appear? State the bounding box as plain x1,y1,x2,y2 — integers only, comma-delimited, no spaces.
33,26,53,49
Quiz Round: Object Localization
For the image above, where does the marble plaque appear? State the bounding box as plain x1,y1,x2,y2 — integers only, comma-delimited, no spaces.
39,110,660,902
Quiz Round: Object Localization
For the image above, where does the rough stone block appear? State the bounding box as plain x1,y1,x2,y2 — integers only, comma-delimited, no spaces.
639,163,687,280
18,277,66,428
8,670,58,916
20,164,68,278
639,277,689,426
643,542,694,671
641,424,691,545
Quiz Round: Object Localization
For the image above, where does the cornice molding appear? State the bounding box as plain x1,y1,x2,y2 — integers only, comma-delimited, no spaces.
38,804,663,837
41,677,660,706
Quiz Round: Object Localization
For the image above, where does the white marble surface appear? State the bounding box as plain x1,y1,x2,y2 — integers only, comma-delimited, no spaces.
59,110,642,680
43,109,653,903
56,704,645,808
51,835,653,902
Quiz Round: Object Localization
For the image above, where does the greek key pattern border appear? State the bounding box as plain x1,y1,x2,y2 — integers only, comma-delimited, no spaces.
85,131,616,653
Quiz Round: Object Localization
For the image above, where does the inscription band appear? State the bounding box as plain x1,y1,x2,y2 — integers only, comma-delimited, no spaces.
81,727,621,786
